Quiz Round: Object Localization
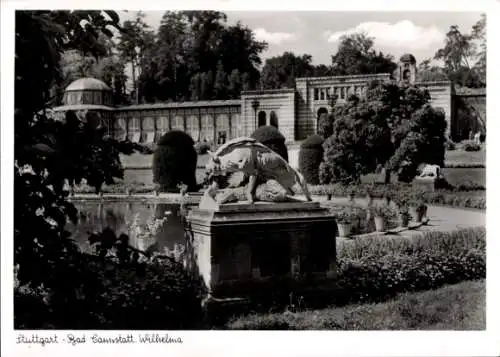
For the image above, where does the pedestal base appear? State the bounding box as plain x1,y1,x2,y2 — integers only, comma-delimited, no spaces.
184,201,337,305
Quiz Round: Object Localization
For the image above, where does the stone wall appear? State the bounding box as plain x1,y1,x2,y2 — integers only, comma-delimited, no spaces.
415,81,453,138
295,73,392,140
451,89,486,141
114,100,241,144
240,89,296,141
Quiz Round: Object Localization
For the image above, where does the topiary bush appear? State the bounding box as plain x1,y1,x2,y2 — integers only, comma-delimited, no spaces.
153,130,198,193
298,134,324,184
251,125,288,162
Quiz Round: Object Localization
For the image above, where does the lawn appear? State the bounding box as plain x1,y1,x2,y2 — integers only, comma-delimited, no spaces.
445,149,485,166
227,280,485,330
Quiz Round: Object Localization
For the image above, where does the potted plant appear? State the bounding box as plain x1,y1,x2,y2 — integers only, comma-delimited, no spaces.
397,205,410,228
346,187,356,203
336,208,357,238
371,204,391,232
365,184,375,206
408,198,427,223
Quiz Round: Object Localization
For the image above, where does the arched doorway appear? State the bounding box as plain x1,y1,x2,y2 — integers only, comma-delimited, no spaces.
317,107,328,133
258,111,267,127
270,111,278,128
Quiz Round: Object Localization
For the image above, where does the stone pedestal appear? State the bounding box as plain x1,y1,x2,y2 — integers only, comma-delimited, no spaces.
412,177,438,192
184,200,337,306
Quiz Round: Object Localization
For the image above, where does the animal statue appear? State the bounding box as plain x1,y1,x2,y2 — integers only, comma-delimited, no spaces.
474,131,481,145
205,137,312,204
418,164,441,179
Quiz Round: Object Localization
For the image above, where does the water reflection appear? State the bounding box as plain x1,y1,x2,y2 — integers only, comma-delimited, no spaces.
67,201,188,255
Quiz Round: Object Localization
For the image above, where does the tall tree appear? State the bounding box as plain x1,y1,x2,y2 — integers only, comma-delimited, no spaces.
117,11,154,103
416,58,448,82
260,52,315,89
331,32,397,76
434,23,483,87
471,13,486,86
14,10,137,292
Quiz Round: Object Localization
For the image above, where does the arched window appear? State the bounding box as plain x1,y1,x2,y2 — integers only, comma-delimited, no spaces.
270,111,278,128
258,111,267,127
317,107,328,133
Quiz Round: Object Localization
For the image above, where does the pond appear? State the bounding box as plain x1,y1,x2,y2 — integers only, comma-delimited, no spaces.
66,200,192,255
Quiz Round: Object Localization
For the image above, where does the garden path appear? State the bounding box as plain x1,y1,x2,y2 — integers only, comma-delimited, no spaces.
303,195,486,238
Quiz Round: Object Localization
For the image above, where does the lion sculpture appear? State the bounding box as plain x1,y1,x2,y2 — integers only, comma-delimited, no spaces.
205,137,312,204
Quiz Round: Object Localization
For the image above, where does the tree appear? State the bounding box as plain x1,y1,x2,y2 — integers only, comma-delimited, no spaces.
331,32,397,76
260,52,315,89
137,12,267,102
416,58,449,82
14,10,140,293
434,23,483,88
471,13,486,85
117,11,154,103
319,81,447,185
213,60,228,99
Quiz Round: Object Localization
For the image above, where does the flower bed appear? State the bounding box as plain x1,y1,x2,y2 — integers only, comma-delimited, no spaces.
308,183,486,210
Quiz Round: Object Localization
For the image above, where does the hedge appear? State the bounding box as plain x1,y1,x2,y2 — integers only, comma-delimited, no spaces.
251,125,288,162
153,131,198,192
305,183,486,210
14,252,205,329
335,228,485,306
298,134,324,185
227,228,485,329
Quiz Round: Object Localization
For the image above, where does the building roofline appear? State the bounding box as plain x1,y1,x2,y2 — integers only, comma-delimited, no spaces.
241,88,295,95
296,73,391,82
415,80,453,86
115,99,241,111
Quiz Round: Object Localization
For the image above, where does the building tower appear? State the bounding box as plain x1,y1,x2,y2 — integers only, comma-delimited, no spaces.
397,53,417,84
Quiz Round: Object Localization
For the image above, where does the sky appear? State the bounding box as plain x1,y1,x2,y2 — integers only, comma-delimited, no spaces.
119,10,483,66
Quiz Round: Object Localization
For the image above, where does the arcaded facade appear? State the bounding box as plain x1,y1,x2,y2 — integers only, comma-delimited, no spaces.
53,54,467,144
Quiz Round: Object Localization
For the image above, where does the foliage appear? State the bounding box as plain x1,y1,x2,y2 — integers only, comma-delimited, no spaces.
307,183,486,210
138,12,267,102
250,126,288,162
433,16,485,87
227,280,485,330
320,81,447,184
298,135,324,185
227,228,485,329
117,11,155,104
14,10,139,292
330,32,397,76
153,131,198,192
460,140,481,152
320,95,393,185
335,207,359,225
260,52,315,89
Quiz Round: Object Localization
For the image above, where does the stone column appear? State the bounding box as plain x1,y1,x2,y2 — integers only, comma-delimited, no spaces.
228,112,232,139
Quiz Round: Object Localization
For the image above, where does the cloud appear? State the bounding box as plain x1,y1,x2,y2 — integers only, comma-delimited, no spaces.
325,20,444,50
253,27,298,44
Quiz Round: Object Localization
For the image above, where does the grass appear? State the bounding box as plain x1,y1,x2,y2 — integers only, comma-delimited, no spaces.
227,279,485,330
445,148,485,166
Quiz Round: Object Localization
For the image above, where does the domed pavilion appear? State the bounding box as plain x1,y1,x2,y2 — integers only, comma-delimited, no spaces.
51,77,115,133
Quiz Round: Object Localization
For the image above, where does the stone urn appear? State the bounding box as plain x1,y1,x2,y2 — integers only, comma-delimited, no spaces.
337,222,352,238
374,216,386,232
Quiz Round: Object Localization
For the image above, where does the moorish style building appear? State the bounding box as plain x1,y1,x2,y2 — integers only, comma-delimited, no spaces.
52,54,484,144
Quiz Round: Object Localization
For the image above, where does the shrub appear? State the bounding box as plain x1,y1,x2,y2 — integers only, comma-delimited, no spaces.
298,134,324,185
305,183,486,210
153,130,198,193
251,125,288,161
460,140,481,152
